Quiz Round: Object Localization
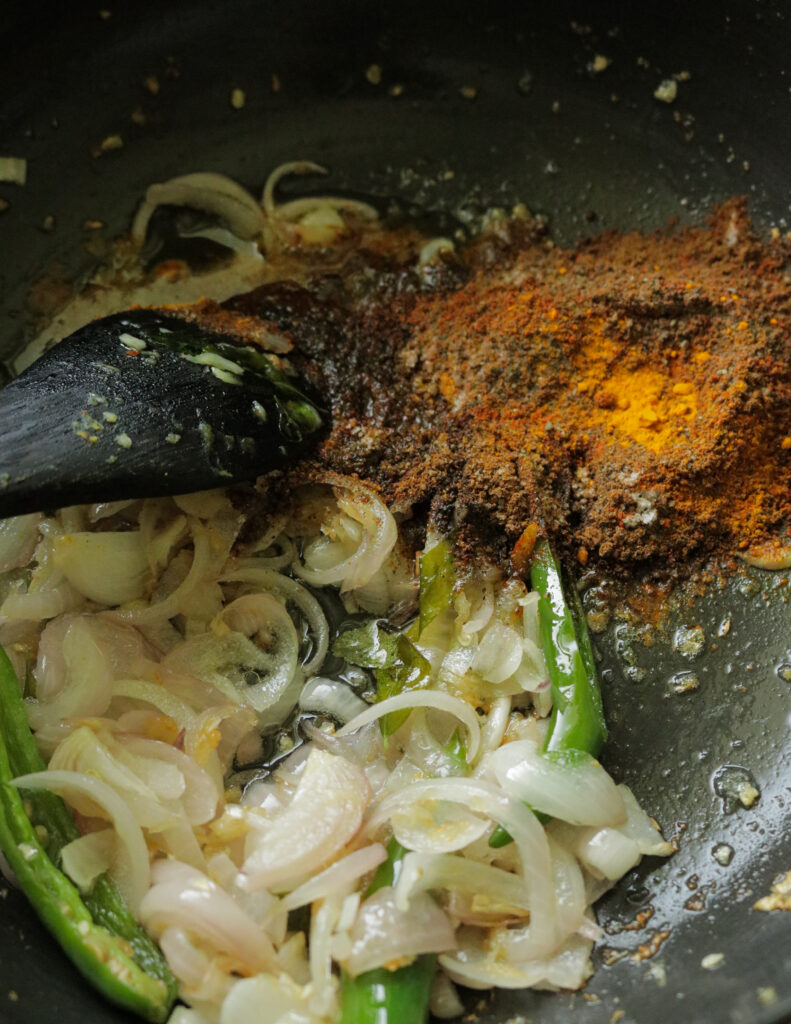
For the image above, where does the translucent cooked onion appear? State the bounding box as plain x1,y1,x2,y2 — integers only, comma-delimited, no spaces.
163,594,301,718
132,172,266,246
11,768,150,913
220,564,329,674
440,942,547,990
617,785,674,856
52,531,150,605
116,735,220,824
111,678,196,728
49,725,179,831
214,593,301,713
440,929,594,992
535,933,594,990
337,691,480,763
0,581,81,623
119,521,213,625
60,829,115,891
140,860,279,976
550,820,641,882
219,973,315,1024
262,161,378,246
430,971,465,1020
489,740,627,827
344,887,456,977
365,776,556,960
184,705,258,785
394,852,531,918
403,710,469,779
390,798,490,855
291,477,397,592
26,617,114,730
280,844,387,912
159,930,230,1006
298,676,368,723
239,749,370,892
0,513,41,572
472,621,524,684
547,835,587,944
59,827,114,892
458,580,494,645
309,892,343,1019
478,696,512,757
738,538,791,570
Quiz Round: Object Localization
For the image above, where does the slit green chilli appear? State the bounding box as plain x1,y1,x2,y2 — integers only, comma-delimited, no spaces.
489,538,607,848
0,645,177,1022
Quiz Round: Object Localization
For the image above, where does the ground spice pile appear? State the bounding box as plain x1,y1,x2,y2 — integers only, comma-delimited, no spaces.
231,199,791,575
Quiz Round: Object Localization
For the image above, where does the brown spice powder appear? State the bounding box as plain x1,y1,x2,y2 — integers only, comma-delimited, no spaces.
230,199,791,575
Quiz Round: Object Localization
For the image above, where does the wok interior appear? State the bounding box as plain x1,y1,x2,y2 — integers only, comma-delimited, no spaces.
0,1,790,1022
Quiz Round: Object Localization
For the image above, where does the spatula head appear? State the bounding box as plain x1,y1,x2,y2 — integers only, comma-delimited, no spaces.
0,310,326,516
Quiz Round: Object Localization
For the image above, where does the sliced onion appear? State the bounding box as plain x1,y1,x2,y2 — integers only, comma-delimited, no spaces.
116,734,220,825
440,929,593,992
239,514,288,557
140,507,189,576
1,580,82,622
478,697,512,758
337,691,480,764
11,769,150,913
159,927,222,998
0,513,41,572
239,749,370,891
164,982,219,1023
213,593,300,713
440,942,547,991
111,678,196,728
291,477,397,592
403,710,469,779
60,829,115,891
220,564,329,674
141,860,278,976
27,617,114,729
534,933,594,991
472,621,524,684
394,852,531,919
430,971,465,1019
551,820,641,882
262,161,378,246
184,705,258,785
298,677,368,723
309,892,343,1019
173,491,235,520
489,739,627,827
345,886,455,977
616,785,673,855
118,521,213,625
49,726,178,831
52,531,150,605
280,844,386,912
458,581,494,645
132,172,266,246
219,974,316,1024
89,500,137,523
547,835,587,944
738,538,791,570
391,798,490,855
365,776,555,960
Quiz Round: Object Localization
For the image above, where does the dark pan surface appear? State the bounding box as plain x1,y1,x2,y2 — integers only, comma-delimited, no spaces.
1,2,790,1022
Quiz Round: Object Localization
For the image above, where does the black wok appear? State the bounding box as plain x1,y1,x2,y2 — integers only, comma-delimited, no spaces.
1,2,790,1022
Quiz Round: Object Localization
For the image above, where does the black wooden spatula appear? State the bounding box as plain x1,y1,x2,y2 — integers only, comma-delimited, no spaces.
0,309,326,517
